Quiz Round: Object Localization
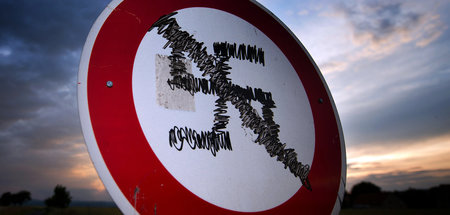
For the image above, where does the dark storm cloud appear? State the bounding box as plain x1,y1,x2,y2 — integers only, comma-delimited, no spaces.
0,0,109,200
336,1,425,46
0,0,108,54
344,71,450,145
0,0,109,131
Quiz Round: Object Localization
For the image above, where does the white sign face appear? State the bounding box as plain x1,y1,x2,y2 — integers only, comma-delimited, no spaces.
132,8,315,212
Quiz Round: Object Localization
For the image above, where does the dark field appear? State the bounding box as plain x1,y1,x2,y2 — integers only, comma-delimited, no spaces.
0,206,121,215
340,208,450,215
2,207,450,215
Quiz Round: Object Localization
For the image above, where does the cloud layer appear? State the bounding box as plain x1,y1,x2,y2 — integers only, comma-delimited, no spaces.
336,1,445,59
264,0,450,191
0,0,110,200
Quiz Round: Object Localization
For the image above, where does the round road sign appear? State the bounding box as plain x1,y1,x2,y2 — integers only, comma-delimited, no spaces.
78,0,346,214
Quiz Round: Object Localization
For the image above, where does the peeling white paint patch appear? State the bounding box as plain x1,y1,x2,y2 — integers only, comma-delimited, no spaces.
155,54,195,111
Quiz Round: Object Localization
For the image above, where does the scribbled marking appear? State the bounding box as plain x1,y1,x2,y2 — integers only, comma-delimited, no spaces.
149,12,311,190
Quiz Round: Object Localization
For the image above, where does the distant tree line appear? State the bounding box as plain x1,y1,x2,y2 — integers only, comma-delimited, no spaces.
1,184,72,208
2,182,449,209
0,190,31,206
343,181,450,209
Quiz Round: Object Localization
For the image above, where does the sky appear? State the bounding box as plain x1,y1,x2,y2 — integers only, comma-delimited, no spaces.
0,0,449,202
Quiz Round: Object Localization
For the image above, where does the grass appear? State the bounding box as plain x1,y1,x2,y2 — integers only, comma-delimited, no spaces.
0,206,41,215
2,206,450,215
340,208,450,215
0,206,122,215
46,207,122,215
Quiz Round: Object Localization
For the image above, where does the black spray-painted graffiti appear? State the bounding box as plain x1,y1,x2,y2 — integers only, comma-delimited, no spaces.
148,12,311,190
169,126,232,157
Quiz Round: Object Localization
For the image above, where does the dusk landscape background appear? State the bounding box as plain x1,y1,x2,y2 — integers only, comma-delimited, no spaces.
0,0,449,203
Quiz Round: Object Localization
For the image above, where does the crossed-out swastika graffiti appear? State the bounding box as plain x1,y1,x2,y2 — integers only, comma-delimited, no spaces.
148,12,311,190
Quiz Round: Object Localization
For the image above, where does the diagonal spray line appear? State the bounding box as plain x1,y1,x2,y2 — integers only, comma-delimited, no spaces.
148,12,311,190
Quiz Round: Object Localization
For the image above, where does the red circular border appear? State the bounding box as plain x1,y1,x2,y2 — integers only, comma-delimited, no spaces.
87,0,342,214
